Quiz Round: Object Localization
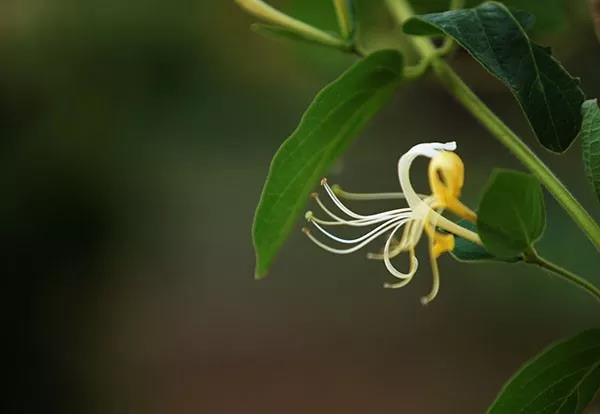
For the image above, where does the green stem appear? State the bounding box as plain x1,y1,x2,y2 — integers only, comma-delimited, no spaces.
333,0,354,40
432,60,600,250
403,56,433,79
236,0,349,50
387,0,600,252
385,0,437,56
525,249,600,302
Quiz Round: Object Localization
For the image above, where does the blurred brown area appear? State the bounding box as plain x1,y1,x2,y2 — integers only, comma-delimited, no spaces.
2,0,600,413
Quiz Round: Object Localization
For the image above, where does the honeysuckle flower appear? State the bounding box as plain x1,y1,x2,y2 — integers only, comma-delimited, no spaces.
303,142,480,305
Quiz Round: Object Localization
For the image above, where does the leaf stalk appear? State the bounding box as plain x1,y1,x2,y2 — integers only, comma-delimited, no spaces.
524,249,600,302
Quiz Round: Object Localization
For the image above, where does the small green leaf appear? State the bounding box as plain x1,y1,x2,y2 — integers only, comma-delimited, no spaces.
488,329,600,414
477,169,545,259
581,99,600,202
252,50,404,278
404,1,585,153
451,220,521,263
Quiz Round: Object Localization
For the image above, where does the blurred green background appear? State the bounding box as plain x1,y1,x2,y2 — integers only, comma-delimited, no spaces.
2,0,599,413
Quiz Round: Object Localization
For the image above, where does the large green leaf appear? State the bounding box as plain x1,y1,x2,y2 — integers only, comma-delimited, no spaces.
252,50,404,278
451,220,521,263
488,329,600,414
404,1,585,153
581,99,600,203
477,169,545,259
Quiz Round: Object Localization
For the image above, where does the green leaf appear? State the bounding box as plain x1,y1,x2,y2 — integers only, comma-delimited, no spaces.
477,169,545,259
488,329,600,414
451,220,521,263
412,0,566,33
252,50,404,278
404,1,585,153
581,99,600,203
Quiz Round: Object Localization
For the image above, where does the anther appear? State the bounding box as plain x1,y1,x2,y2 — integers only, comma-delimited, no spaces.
320,177,328,186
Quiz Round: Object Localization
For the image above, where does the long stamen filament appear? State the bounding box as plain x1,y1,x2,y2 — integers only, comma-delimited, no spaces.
382,221,418,280
333,185,429,201
367,219,418,260
322,178,369,219
421,248,441,305
322,179,409,220
308,215,408,244
311,192,410,226
302,219,408,255
421,212,442,305
307,210,405,227
384,275,415,289
333,185,406,201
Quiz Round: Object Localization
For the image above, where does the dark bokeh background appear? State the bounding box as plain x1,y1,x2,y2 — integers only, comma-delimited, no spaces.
3,0,600,413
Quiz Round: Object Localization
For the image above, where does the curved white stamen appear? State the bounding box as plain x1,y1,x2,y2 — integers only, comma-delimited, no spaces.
384,272,415,289
322,179,406,220
421,243,441,305
309,214,409,244
420,207,445,305
312,193,352,223
311,193,410,226
382,220,418,280
370,215,426,261
333,186,408,201
308,211,404,227
323,179,366,219
303,218,410,255
408,217,426,247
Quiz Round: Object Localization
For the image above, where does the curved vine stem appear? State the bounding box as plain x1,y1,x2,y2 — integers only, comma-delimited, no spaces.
386,0,600,252
524,249,600,302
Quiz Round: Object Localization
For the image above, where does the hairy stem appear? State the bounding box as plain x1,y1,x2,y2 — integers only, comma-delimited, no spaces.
387,0,600,252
